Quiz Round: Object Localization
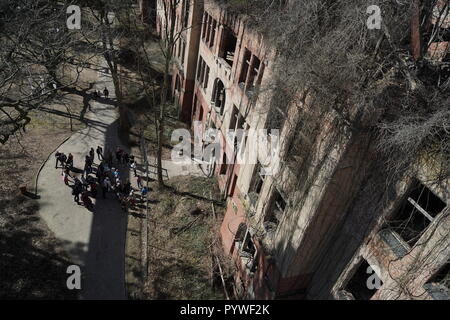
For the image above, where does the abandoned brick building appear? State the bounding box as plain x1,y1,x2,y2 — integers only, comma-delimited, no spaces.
154,0,449,299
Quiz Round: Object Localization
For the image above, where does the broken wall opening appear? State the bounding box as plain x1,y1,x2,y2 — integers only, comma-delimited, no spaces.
263,188,287,237
383,180,446,248
219,27,237,67
343,258,383,300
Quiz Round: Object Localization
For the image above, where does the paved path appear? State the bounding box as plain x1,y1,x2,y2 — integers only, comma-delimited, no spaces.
37,62,128,299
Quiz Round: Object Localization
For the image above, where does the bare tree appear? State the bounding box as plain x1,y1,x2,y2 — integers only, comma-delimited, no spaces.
122,0,200,187
0,0,92,143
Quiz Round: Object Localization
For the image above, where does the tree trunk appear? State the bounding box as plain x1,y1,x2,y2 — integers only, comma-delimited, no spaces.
156,56,171,187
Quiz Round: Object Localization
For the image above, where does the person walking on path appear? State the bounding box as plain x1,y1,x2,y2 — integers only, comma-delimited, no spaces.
84,155,93,177
128,191,136,210
96,146,103,161
73,179,83,204
62,168,72,186
140,186,148,202
103,176,112,193
55,151,61,169
136,175,143,189
103,162,111,175
55,152,66,169
67,153,74,168
60,153,67,168
112,168,120,180
89,147,95,163
84,162,91,178
103,87,109,98
130,161,137,177
101,175,110,199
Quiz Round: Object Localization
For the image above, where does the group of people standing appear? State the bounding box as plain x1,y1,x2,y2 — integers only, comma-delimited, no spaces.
92,87,109,99
54,145,145,212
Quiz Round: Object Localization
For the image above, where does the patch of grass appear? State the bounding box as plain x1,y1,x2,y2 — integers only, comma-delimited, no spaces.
143,175,226,300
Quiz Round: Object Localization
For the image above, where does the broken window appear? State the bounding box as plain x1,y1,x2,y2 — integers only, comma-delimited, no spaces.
234,115,246,153
239,49,251,86
238,49,265,94
220,152,227,175
192,94,198,121
205,14,211,43
248,162,265,208
196,56,209,89
263,188,287,236
180,39,186,66
343,258,383,300
229,173,238,197
219,27,237,67
247,56,261,89
175,75,181,92
427,262,450,289
212,79,226,115
234,223,247,243
202,13,217,50
383,181,446,248
241,231,256,256
201,12,207,40
198,106,204,122
424,261,450,299
182,0,190,28
240,230,258,273
196,56,203,82
209,19,216,48
203,65,210,89
229,105,239,131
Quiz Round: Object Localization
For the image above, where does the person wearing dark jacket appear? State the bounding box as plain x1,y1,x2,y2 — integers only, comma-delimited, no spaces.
96,146,103,161
55,151,61,168
73,180,83,204
89,147,95,162
56,152,67,169
67,153,74,168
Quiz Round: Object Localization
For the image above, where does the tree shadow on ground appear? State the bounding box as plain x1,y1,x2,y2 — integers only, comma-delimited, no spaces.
0,194,78,299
